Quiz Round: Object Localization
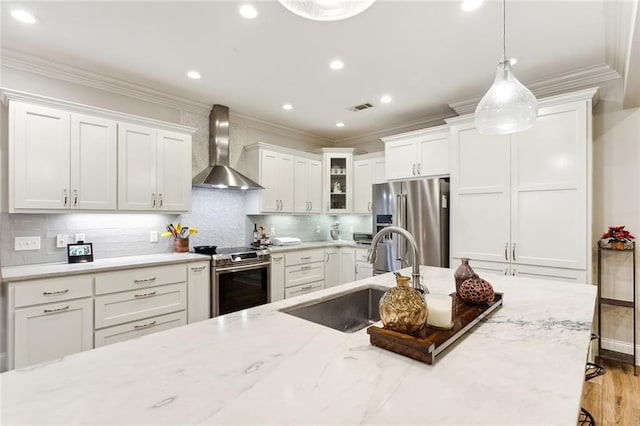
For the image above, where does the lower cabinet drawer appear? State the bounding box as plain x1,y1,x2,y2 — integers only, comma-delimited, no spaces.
95,311,187,348
94,283,187,329
94,264,187,295
13,275,93,308
285,249,325,266
285,262,324,288
285,281,324,299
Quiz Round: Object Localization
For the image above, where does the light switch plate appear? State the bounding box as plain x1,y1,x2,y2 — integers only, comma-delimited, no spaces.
56,234,68,248
75,233,86,243
150,231,159,243
15,236,41,251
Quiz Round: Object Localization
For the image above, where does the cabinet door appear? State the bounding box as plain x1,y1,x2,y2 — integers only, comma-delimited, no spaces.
353,159,373,214
307,159,323,213
118,123,158,210
385,139,415,180
70,114,117,210
294,157,309,213
187,262,210,323
339,248,356,284
417,131,449,177
356,262,373,280
326,154,352,214
260,150,280,212
510,101,588,270
157,130,192,212
324,249,340,288
278,154,295,212
270,254,285,302
11,102,71,210
373,157,386,184
14,298,93,369
450,122,511,263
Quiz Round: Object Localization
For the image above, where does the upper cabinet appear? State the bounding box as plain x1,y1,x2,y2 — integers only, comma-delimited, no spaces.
382,125,449,181
10,102,117,211
323,149,354,214
118,124,191,212
353,153,385,214
245,144,321,214
6,92,195,213
448,88,596,280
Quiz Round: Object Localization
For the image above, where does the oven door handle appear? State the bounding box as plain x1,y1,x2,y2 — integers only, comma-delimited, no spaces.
215,260,271,274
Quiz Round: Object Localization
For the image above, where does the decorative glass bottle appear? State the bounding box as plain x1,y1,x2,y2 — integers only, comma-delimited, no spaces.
454,258,475,294
379,274,428,336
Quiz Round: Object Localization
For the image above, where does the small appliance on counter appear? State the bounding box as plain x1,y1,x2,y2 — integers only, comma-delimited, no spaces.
330,222,341,240
353,232,373,245
272,237,301,246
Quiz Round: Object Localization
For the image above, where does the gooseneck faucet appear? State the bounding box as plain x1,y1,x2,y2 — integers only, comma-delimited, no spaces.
367,226,429,294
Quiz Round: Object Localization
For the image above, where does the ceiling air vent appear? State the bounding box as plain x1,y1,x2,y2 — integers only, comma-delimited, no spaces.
348,102,374,112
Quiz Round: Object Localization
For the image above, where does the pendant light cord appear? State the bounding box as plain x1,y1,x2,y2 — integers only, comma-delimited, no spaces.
502,0,506,63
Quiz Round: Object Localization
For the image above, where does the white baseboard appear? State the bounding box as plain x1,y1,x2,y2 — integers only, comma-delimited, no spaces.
600,337,640,366
0,352,7,372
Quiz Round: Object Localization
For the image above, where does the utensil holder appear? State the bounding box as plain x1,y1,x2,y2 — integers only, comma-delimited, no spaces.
174,238,189,253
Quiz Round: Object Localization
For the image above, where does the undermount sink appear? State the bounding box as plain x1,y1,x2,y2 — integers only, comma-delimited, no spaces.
280,285,386,333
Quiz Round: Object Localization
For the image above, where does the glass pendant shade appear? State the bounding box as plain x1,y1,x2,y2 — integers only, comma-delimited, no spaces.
474,60,538,135
277,0,375,21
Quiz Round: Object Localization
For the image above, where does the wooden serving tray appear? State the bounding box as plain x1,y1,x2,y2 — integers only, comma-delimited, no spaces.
367,293,503,364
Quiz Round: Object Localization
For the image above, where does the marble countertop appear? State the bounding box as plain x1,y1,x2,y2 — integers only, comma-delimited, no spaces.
0,266,596,425
1,253,211,282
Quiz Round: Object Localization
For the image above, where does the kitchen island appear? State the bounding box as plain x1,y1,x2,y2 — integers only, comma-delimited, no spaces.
1,266,596,425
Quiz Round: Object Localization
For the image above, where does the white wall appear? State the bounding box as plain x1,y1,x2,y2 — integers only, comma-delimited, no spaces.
592,79,640,363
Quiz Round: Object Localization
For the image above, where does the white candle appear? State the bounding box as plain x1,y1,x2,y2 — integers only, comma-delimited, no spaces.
425,294,453,329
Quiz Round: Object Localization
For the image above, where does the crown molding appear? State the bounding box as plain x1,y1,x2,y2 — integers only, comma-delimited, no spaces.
230,111,333,144
1,49,212,115
448,64,620,115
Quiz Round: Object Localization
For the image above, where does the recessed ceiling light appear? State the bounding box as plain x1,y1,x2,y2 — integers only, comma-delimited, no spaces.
330,60,344,70
380,95,392,103
11,9,37,24
282,104,293,110
461,0,483,12
336,122,345,128
239,4,258,19
187,71,201,79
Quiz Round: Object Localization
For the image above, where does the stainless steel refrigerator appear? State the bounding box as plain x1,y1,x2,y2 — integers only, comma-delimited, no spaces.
372,178,449,274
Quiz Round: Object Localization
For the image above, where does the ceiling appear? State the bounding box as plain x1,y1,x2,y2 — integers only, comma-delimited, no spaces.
1,1,636,142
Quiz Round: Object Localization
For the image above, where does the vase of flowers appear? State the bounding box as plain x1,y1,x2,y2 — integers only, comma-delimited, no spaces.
161,223,198,253
601,225,634,250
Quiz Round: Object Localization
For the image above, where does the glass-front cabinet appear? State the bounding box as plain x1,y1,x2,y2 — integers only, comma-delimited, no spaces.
322,149,353,214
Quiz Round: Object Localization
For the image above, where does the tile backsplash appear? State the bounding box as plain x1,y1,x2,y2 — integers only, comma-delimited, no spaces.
248,214,372,242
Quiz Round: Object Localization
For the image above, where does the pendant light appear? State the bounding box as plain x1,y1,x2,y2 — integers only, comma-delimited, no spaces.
277,0,375,21
474,0,538,135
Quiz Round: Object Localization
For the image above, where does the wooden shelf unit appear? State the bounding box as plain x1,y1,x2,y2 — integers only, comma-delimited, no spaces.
597,240,637,375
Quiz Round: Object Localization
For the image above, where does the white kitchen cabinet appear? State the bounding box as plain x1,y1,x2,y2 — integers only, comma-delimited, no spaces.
283,249,325,298
323,150,354,214
448,88,595,280
355,247,373,280
382,125,449,181
324,248,340,288
353,154,385,214
9,102,117,211
187,262,210,323
456,258,588,283
118,123,191,212
339,247,356,284
294,157,322,213
244,146,295,213
270,253,286,302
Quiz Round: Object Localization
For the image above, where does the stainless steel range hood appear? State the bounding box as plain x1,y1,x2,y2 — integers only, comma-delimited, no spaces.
192,104,263,190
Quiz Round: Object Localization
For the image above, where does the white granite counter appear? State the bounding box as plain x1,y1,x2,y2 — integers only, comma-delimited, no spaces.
1,253,211,282
0,266,596,425
268,240,367,253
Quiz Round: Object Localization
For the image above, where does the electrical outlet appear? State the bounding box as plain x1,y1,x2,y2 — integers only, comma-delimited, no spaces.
150,231,159,243
75,233,86,243
270,227,276,236
316,226,321,233
15,236,41,251
56,234,68,248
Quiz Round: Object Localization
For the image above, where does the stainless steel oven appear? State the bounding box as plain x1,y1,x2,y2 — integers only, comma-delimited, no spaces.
210,247,271,317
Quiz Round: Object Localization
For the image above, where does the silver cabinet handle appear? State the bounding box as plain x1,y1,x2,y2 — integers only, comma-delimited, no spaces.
73,189,78,207
63,189,68,207
355,263,359,274
134,291,157,298
134,320,157,329
44,305,70,314
43,289,69,295
417,162,422,175
367,201,371,212
512,243,516,261
325,252,329,262
158,193,163,208
134,277,157,284
152,193,156,208
190,265,206,271
301,285,313,290
412,164,416,176
504,243,509,261
301,265,312,270
309,201,313,211
301,256,311,260
273,256,283,262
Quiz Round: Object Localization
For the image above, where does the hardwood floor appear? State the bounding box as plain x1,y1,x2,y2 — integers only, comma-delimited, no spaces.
581,358,640,425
